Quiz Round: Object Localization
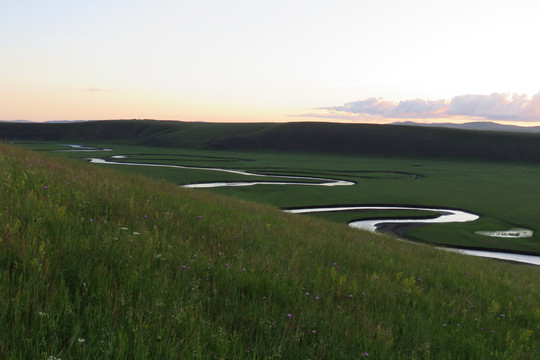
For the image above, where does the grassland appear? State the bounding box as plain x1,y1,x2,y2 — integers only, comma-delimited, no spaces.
1,142,539,359
20,141,540,256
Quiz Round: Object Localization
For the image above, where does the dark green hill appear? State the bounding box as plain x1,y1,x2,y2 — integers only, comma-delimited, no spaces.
3,119,540,162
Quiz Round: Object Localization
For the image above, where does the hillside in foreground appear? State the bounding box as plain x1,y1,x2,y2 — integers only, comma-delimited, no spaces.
0,143,538,359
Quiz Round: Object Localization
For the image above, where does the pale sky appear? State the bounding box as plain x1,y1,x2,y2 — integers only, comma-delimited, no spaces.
1,0,540,124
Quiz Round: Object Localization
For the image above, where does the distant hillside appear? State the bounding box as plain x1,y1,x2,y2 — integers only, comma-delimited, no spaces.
392,121,540,133
3,119,540,162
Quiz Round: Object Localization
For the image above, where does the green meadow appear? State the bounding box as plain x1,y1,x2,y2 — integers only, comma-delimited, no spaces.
20,141,540,256
2,142,539,359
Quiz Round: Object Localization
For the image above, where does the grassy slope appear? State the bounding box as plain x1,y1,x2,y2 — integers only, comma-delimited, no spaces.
1,144,539,359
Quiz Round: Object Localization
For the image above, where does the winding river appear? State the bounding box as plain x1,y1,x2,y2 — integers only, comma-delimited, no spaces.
88,158,354,187
285,206,479,232
61,145,540,266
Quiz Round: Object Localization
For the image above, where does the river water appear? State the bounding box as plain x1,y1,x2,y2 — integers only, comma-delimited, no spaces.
285,206,539,266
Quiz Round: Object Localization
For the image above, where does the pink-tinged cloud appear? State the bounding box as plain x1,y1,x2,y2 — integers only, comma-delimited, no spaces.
324,98,448,119
318,92,540,122
448,93,529,120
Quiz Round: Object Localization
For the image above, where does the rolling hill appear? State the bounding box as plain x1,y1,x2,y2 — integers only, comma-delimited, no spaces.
3,119,540,162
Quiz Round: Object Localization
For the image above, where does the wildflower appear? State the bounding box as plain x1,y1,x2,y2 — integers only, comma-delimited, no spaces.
499,314,505,318
312,330,316,334
474,318,478,322
315,296,320,301
201,236,206,239
133,232,140,235
287,313,292,319
77,338,85,343
38,312,48,317
349,294,353,299
305,292,310,296
361,292,365,297
364,353,369,357
225,263,228,267
197,216,202,219
193,255,198,258
182,265,186,270
89,218,93,223
242,268,246,272
144,215,147,219
457,324,460,327
442,324,447,327
43,186,48,190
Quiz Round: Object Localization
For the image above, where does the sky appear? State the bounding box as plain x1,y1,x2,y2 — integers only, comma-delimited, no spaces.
1,0,540,124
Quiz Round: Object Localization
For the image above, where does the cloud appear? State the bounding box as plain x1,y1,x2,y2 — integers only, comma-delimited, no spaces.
324,98,448,119
316,92,540,122
289,112,364,121
447,93,533,120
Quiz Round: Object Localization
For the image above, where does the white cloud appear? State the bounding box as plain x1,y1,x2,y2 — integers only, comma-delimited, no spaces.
393,99,448,118
326,98,396,116
447,93,533,120
317,92,540,122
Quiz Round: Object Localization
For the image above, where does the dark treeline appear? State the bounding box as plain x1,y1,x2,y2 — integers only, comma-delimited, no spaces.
3,119,540,163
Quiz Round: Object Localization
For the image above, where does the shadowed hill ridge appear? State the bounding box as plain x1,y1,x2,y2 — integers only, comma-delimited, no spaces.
3,119,540,162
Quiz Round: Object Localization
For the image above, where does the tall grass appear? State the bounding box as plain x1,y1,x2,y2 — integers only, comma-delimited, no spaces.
0,143,538,359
